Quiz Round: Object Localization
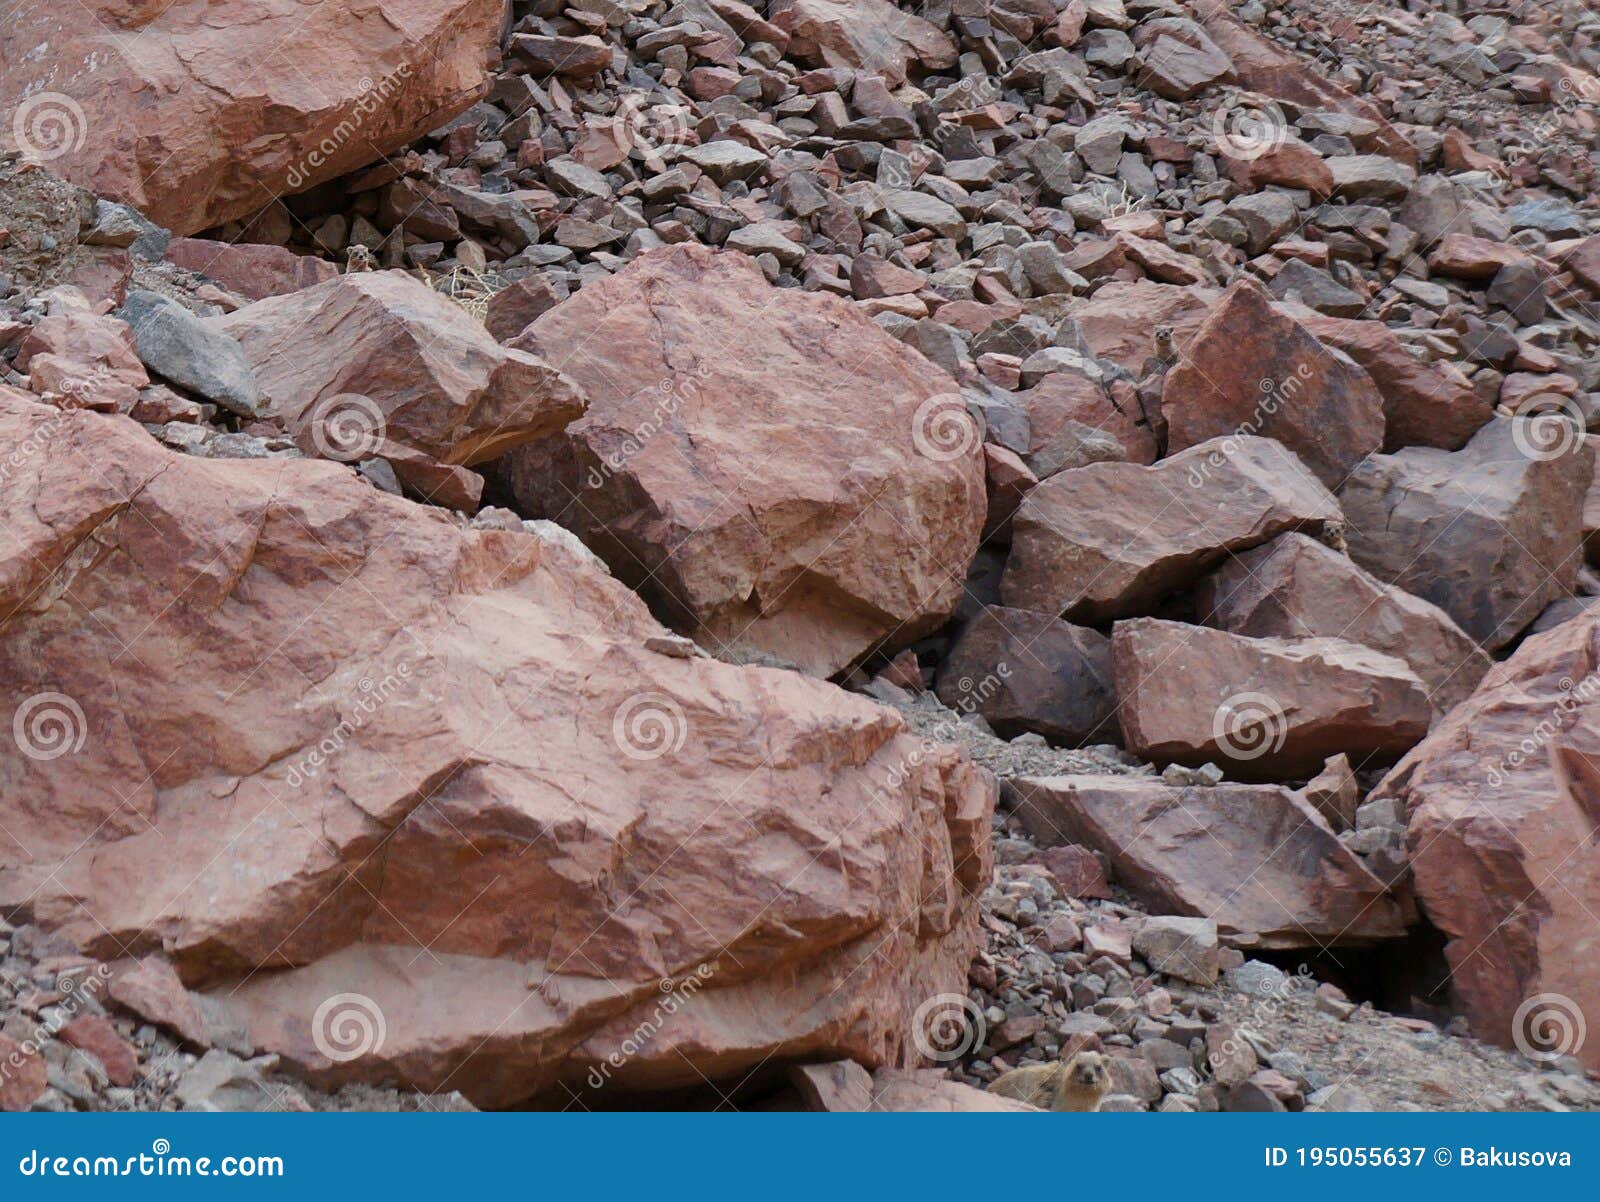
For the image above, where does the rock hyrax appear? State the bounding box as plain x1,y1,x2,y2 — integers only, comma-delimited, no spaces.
988,1050,1112,1112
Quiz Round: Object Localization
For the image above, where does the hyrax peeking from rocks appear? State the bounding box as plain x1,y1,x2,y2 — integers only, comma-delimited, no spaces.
988,1051,1112,1112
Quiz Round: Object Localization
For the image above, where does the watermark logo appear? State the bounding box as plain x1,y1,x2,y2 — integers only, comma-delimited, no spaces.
911,393,979,462
609,95,694,164
1211,97,1289,162
1509,402,1585,462
1512,993,1586,1063
285,65,414,189
12,92,88,162
1212,691,1288,761
911,992,986,1062
312,993,387,1063
612,693,688,760
13,692,87,761
305,393,387,462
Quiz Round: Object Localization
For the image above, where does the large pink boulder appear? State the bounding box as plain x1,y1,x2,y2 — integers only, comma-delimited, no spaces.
1010,776,1404,947
1112,618,1432,779
220,270,586,467
1371,615,1600,1070
0,392,993,1107
1196,533,1491,719
500,244,986,677
0,0,506,236
1002,435,1339,623
1162,278,1386,489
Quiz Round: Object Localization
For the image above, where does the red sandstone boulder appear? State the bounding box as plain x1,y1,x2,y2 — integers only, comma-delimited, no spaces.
1196,533,1491,718
1340,417,1593,651
0,0,506,236
1371,614,1600,1071
220,270,585,467
1221,138,1334,199
500,244,986,677
1111,618,1431,779
1010,776,1404,947
769,0,957,86
0,1034,48,1112
0,392,993,1107
1002,435,1339,623
15,310,149,412
1162,278,1385,489
165,239,341,301
1289,308,1492,452
934,606,1117,745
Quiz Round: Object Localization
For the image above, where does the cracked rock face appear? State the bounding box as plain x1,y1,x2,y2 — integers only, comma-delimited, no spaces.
0,0,507,236
0,390,993,1107
499,243,987,677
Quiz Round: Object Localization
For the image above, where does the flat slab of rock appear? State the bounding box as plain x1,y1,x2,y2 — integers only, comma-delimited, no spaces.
1340,417,1593,650
501,244,985,677
1162,278,1385,489
1197,533,1491,718
1112,618,1431,778
220,270,585,467
164,239,340,301
0,0,506,235
1002,435,1339,623
1010,775,1405,947
1372,614,1600,1071
868,1069,1037,1112
0,391,992,1108
934,606,1117,745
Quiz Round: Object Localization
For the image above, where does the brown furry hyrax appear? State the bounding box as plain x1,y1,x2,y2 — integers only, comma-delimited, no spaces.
988,1051,1112,1112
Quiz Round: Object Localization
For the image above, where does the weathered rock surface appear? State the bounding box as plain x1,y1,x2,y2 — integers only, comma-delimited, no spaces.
769,0,957,86
1111,618,1432,778
0,0,507,235
934,606,1116,746
220,270,585,467
1196,533,1491,718
500,244,986,676
1162,279,1385,488
1002,436,1339,623
0,391,993,1108
1010,776,1405,947
1340,418,1594,651
165,239,341,301
1372,615,1600,1072
1290,310,1492,453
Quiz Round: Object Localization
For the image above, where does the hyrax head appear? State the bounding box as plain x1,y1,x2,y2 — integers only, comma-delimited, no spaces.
1067,1050,1109,1090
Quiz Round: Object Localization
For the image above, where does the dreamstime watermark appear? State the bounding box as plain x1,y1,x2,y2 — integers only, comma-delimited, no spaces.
311,992,387,1063
911,393,980,462
1212,691,1289,762
911,992,986,1062
285,64,414,189
11,91,88,162
1484,670,1600,787
1211,95,1289,162
611,692,688,760
1508,401,1586,462
1215,962,1314,1065
608,93,694,167
12,691,87,761
1184,362,1315,488
0,963,113,1088
585,366,710,488
585,965,717,1088
303,392,387,462
941,665,1013,720
17,1139,284,1178
1511,993,1586,1064
283,660,414,787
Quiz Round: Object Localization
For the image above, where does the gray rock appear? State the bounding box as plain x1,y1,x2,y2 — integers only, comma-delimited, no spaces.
117,291,262,418
1132,916,1220,985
